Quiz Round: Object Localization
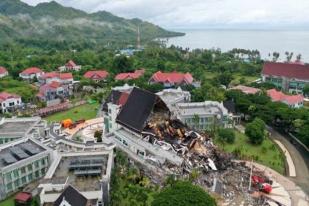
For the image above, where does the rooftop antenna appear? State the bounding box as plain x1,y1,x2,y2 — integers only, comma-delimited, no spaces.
137,25,141,49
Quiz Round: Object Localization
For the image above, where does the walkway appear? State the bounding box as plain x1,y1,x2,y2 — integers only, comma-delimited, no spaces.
267,126,309,195
274,140,296,177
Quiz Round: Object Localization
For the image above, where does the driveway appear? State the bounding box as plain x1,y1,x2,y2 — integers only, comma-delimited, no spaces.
267,126,309,195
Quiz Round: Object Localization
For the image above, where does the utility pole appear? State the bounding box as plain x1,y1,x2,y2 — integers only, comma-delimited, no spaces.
248,159,253,191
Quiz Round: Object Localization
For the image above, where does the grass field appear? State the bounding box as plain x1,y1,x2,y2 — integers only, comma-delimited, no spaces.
0,197,14,206
215,131,285,174
204,71,259,84
44,103,99,122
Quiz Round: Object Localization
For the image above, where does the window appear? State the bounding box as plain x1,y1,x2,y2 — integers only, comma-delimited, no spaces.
21,176,27,184
13,170,19,178
41,159,46,166
28,173,33,181
35,161,39,168
35,171,40,178
5,173,12,183
28,164,33,171
6,183,12,192
21,167,26,174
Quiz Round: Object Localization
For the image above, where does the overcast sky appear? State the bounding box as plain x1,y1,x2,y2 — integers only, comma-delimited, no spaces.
21,0,309,29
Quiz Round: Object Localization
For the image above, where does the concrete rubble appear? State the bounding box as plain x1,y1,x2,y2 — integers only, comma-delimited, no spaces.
138,118,291,206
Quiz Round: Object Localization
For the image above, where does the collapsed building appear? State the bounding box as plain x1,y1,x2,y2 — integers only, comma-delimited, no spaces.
102,87,292,206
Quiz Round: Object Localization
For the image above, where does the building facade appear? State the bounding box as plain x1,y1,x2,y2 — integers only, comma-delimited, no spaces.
156,87,191,110
262,62,309,94
0,92,22,113
0,67,8,78
19,67,44,81
0,138,52,200
173,101,231,131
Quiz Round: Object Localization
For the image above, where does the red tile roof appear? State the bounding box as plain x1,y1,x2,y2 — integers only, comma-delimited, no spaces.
0,66,7,74
262,62,309,80
150,71,193,84
21,67,42,75
115,69,144,81
15,192,32,202
231,85,261,94
65,60,77,68
37,82,64,98
84,70,109,80
267,89,304,105
41,72,73,80
118,92,130,106
0,92,20,102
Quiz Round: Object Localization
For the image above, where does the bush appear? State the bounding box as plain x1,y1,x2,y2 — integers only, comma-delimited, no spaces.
152,181,217,206
218,128,235,144
245,118,265,145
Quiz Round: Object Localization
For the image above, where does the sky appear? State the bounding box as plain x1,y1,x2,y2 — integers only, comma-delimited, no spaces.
21,0,309,29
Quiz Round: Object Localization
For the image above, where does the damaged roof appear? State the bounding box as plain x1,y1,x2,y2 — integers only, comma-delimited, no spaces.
54,185,87,206
102,90,122,112
116,88,158,133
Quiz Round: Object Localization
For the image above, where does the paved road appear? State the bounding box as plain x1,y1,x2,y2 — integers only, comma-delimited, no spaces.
267,127,309,195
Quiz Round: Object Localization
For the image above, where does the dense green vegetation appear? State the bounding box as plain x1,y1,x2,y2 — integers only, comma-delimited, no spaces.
226,90,309,147
0,0,183,47
215,131,285,174
245,118,266,145
44,102,99,122
218,128,236,144
152,181,217,206
0,77,37,101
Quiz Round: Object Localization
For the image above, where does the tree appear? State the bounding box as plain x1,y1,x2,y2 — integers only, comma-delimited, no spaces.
303,84,309,97
94,130,103,142
215,72,233,87
112,55,133,73
245,118,266,145
152,181,217,206
218,128,235,144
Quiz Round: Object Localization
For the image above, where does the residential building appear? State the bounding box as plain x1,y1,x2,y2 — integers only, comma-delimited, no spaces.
0,67,8,78
173,101,231,131
39,72,74,85
230,85,261,95
156,87,191,110
0,92,22,113
84,70,109,82
0,117,43,145
0,138,52,201
149,71,194,88
262,62,309,94
115,69,144,81
58,60,81,72
38,149,113,206
267,89,304,108
37,81,71,102
19,67,44,81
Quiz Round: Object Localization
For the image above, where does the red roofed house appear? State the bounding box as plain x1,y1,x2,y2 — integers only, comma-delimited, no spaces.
267,89,304,108
19,67,44,81
115,69,144,81
58,60,81,72
37,81,71,102
262,62,309,94
84,70,109,82
0,66,8,78
149,71,194,88
0,92,22,113
230,85,261,95
39,72,74,85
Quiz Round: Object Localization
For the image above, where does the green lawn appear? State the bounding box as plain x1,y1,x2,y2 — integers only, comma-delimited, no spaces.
215,131,285,174
204,71,259,84
44,103,99,123
0,197,14,206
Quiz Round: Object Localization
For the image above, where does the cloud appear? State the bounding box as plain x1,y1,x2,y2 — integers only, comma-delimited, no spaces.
21,0,309,28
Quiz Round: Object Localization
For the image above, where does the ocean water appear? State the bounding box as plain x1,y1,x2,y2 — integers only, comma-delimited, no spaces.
164,29,309,62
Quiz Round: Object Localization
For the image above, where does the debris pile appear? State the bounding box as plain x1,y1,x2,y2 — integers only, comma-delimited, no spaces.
139,119,285,206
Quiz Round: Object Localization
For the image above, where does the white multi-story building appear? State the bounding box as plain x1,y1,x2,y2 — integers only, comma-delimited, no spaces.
173,101,231,131
0,117,44,145
0,92,22,113
0,138,52,200
156,87,191,110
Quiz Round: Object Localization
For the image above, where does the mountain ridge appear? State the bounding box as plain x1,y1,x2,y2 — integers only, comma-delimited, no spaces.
0,0,184,46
